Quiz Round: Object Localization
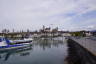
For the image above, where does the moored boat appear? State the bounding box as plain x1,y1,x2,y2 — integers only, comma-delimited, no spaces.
0,37,32,51
11,38,33,44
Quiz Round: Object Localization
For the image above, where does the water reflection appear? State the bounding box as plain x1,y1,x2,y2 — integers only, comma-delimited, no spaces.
33,38,65,50
0,46,32,61
0,37,68,64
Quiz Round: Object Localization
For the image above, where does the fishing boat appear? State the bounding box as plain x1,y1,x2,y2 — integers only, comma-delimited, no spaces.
0,37,32,51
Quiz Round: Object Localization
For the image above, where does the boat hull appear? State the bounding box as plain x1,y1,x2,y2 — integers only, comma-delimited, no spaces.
0,44,31,52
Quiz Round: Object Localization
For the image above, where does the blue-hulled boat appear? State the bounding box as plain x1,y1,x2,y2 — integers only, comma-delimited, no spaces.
0,37,31,51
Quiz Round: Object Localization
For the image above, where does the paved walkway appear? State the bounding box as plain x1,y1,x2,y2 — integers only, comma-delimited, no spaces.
72,37,96,56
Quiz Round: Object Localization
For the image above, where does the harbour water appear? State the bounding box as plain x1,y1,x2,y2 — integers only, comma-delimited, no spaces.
0,37,68,64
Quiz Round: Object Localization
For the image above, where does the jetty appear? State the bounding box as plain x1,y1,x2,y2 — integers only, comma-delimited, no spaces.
67,37,96,64
72,37,96,56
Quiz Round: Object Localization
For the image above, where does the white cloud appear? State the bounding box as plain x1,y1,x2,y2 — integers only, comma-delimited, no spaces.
0,0,96,32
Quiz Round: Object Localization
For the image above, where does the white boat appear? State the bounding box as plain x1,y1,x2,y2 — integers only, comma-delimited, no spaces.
11,38,33,44
0,37,32,51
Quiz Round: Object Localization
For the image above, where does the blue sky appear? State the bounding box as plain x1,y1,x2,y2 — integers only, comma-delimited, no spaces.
0,0,96,32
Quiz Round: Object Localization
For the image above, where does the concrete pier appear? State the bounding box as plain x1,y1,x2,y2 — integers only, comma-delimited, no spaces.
67,38,96,64
72,37,96,56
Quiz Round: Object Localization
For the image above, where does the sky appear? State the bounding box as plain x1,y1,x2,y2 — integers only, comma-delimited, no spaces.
0,0,96,32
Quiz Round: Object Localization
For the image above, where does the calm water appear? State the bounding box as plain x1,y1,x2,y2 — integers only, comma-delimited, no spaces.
0,38,68,64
